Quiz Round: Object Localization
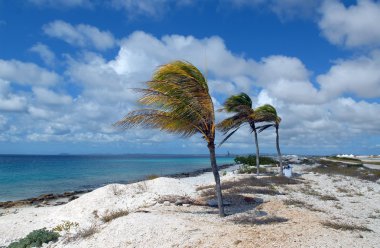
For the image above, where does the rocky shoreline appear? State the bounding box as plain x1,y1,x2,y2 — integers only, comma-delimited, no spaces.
0,163,234,209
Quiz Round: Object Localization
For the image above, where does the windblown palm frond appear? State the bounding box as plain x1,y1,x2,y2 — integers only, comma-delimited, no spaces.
219,92,252,113
255,104,281,124
115,61,215,143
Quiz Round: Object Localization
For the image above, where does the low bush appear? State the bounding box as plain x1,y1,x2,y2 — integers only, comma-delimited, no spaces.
7,228,59,248
235,155,277,166
238,164,267,174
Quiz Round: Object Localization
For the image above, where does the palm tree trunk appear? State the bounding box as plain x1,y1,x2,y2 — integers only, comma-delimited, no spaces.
275,125,283,176
253,127,260,175
208,142,225,217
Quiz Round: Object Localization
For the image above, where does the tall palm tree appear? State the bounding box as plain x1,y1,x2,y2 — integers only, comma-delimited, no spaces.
255,104,283,176
217,93,262,175
114,61,225,217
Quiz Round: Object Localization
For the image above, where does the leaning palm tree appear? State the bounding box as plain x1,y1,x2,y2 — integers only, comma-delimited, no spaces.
114,61,225,217
255,104,283,176
217,93,262,175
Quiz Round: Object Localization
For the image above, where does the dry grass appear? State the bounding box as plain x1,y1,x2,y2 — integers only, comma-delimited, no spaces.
298,185,323,197
283,199,325,212
319,195,339,201
231,214,288,225
336,187,350,194
75,224,99,239
110,184,125,196
310,160,380,182
321,221,372,232
101,209,129,223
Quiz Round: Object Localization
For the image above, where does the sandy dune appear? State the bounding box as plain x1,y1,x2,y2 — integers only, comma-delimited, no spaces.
1,164,379,248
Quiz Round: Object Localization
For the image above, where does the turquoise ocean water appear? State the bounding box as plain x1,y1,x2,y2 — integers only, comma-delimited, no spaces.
0,154,234,202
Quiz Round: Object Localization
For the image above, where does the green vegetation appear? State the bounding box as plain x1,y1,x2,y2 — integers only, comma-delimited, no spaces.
235,155,277,166
7,228,59,248
114,61,226,217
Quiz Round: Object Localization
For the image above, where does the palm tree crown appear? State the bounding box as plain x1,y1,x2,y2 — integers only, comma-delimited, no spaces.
255,104,283,175
115,61,215,142
217,93,264,174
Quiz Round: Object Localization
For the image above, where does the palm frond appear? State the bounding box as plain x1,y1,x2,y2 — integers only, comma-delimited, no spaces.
218,127,240,147
114,109,203,138
216,113,249,133
220,93,252,113
255,104,281,124
256,124,274,133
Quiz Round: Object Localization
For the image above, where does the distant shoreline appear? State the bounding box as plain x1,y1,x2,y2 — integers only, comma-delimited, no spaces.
0,163,235,209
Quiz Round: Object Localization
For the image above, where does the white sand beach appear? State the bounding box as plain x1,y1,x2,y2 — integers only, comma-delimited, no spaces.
1,163,380,248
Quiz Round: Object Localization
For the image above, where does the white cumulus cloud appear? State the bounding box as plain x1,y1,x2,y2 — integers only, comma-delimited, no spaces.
0,59,60,86
30,43,56,66
319,0,380,48
43,20,116,51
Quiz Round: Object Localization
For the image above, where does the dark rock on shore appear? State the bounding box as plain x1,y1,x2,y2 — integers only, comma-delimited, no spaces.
0,189,92,209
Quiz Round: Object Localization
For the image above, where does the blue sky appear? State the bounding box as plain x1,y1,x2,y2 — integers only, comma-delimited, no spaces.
0,0,380,155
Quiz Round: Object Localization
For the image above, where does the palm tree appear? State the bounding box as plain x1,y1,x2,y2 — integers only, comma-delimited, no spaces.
114,61,225,217
217,93,262,175
255,104,283,176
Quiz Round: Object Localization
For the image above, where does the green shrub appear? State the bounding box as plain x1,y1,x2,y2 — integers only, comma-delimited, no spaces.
7,228,60,248
234,155,277,166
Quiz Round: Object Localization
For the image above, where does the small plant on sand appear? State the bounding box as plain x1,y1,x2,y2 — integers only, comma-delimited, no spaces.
222,170,227,176
7,228,60,248
75,224,99,239
146,174,160,180
110,184,124,196
136,181,148,193
101,209,129,223
53,221,79,232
